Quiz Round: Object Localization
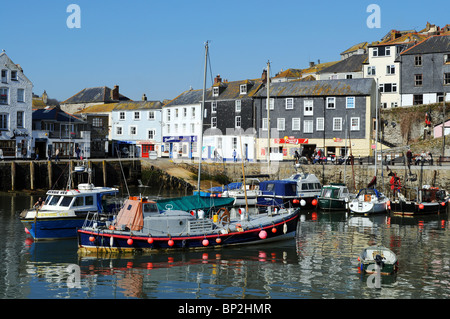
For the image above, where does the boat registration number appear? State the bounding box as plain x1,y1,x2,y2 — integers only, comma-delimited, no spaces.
38,212,69,217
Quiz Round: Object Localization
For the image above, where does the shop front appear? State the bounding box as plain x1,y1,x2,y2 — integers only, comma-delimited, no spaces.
162,135,198,159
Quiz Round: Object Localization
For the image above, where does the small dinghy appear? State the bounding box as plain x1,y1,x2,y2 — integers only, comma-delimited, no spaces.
358,245,398,275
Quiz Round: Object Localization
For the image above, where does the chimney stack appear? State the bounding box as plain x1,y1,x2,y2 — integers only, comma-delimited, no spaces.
309,61,315,68
261,69,267,83
111,85,119,100
142,93,147,101
214,74,222,84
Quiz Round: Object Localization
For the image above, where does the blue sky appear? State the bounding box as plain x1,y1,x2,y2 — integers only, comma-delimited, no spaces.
1,0,449,102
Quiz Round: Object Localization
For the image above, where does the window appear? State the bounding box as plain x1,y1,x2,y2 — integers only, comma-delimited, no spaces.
211,117,217,128
85,196,94,206
232,137,238,150
346,97,355,109
445,54,450,64
386,65,395,75
175,108,179,118
316,117,324,131
212,101,217,113
17,111,24,128
415,55,422,66
304,100,313,115
303,120,313,133
191,107,195,118
235,100,241,113
373,46,390,57
277,118,285,131
167,124,170,134
130,126,137,135
11,71,17,81
266,98,274,110
1,70,7,83
213,87,219,97
17,89,24,102
167,109,171,121
346,74,353,79
119,112,125,120
148,129,155,140
148,111,155,120
326,97,336,109
414,74,423,86
292,118,301,131
333,118,342,131
134,111,140,120
182,123,186,132
235,116,241,128
240,84,247,95
262,118,268,131
183,108,187,118
350,117,360,131
285,98,294,110
190,123,195,133
367,66,376,75
116,126,123,135
444,73,450,85
0,114,8,130
92,117,102,127
379,83,397,93
0,88,8,104
413,94,423,105
174,124,178,133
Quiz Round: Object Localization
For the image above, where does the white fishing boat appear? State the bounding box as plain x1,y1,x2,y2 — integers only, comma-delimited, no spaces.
348,186,389,215
222,178,260,206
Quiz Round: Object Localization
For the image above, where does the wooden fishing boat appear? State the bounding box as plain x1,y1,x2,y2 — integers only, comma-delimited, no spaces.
358,245,398,275
317,183,355,211
77,195,300,253
390,186,449,216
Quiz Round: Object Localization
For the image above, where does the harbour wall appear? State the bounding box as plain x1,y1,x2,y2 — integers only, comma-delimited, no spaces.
1,159,449,197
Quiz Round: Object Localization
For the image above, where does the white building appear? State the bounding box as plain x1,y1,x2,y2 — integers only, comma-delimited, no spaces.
161,89,203,160
0,51,33,158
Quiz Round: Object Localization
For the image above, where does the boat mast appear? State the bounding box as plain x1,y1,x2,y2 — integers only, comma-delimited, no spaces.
374,79,379,180
266,61,271,173
197,41,209,194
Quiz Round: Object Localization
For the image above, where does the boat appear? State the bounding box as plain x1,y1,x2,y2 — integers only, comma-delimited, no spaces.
77,195,300,253
348,187,389,215
222,178,261,206
358,245,398,275
284,172,322,209
317,183,355,211
257,180,304,209
19,164,120,241
390,185,449,216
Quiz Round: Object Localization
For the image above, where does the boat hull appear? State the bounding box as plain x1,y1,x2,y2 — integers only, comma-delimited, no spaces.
391,200,448,216
77,211,300,253
21,217,86,240
317,198,347,211
359,261,398,275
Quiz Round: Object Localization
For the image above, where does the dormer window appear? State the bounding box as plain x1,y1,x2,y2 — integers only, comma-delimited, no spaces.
213,87,219,97
11,71,17,81
240,84,247,95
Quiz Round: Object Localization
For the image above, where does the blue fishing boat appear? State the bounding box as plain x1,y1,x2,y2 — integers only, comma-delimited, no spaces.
20,164,120,241
256,180,303,209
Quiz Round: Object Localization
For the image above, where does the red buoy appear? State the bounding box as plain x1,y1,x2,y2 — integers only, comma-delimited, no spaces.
312,199,318,206
168,239,174,247
89,236,95,242
216,237,222,244
147,237,154,244
127,238,133,245
259,230,267,239
419,204,424,210
202,239,209,246
272,227,277,233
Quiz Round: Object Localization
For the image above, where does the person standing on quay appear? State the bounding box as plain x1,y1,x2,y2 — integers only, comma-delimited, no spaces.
55,148,60,162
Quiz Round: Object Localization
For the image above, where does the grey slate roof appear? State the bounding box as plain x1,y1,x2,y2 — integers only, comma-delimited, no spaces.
256,78,375,98
317,54,368,74
32,107,85,123
401,35,450,55
62,86,130,104
163,89,207,107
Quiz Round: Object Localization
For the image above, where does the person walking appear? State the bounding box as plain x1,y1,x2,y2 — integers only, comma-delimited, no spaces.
232,149,237,162
55,148,60,162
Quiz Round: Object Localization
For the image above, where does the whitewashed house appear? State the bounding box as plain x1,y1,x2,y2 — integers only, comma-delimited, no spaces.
110,100,163,158
0,51,33,159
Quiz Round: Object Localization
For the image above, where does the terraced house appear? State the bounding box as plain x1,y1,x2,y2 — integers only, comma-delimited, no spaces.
254,78,377,161
0,51,33,159
202,73,264,162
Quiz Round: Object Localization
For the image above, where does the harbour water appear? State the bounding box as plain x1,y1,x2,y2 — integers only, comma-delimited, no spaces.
0,191,449,300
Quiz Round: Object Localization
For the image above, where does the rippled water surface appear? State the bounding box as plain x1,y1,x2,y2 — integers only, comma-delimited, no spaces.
1,192,449,299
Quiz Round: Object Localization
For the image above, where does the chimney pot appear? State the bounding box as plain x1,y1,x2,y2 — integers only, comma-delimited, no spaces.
214,74,222,83
111,85,119,100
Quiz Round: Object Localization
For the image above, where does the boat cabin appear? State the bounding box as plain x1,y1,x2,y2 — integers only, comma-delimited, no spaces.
320,184,350,199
